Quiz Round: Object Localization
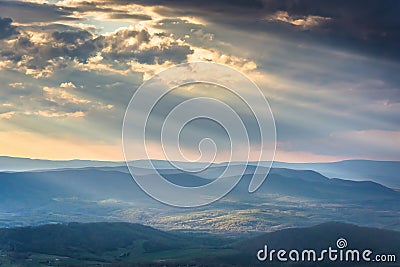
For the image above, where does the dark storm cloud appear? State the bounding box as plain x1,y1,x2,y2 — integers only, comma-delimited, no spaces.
0,1,78,23
53,30,93,44
133,45,194,64
0,0,153,24
51,30,106,62
2,0,398,60
112,0,264,10
0,17,18,39
268,0,400,61
127,0,400,60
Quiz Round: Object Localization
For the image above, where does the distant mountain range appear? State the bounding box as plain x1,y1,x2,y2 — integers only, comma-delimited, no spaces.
0,156,399,234
1,164,399,232
1,156,399,189
271,160,400,189
1,166,398,207
0,156,123,171
0,221,398,266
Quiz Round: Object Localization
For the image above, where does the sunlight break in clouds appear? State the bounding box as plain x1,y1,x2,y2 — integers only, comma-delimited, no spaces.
266,11,331,29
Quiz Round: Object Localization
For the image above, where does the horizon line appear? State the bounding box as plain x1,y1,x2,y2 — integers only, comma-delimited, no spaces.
1,155,399,164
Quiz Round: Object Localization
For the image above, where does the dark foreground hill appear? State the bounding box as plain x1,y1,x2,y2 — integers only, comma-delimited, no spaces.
0,222,197,256
233,222,400,266
0,222,399,266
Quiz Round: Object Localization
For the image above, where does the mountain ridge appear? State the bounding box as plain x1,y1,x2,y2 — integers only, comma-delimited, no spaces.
1,156,398,188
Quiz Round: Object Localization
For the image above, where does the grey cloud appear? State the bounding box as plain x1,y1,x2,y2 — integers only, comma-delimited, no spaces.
3,0,399,60
53,30,93,44
0,17,18,39
1,30,101,68
133,45,193,64
0,28,102,79
13,0,154,22
108,13,152,21
128,0,400,61
0,22,193,78
97,28,193,64
0,1,79,23
111,0,264,14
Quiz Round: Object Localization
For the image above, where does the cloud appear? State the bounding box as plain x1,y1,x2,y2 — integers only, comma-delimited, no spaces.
0,28,101,78
107,13,152,21
0,1,79,23
43,86,91,105
0,1,262,81
0,0,398,162
52,30,92,44
99,27,193,64
133,44,193,64
53,0,156,24
0,17,18,39
8,82,24,88
0,111,16,120
0,21,195,78
188,47,257,73
59,81,77,88
266,11,331,29
34,110,85,118
139,0,400,60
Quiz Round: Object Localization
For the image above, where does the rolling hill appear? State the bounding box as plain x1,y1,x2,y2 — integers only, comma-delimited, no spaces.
0,222,398,266
231,222,400,266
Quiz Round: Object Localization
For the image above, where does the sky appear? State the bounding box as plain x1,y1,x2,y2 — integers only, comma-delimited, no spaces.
0,0,399,162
